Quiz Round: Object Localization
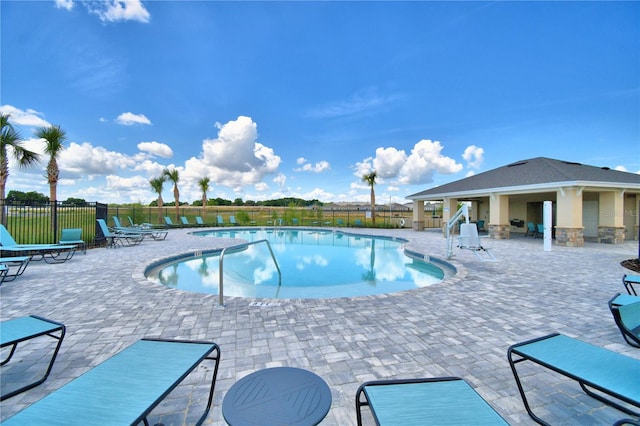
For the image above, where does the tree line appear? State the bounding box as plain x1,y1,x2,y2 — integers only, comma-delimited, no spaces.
2,112,378,224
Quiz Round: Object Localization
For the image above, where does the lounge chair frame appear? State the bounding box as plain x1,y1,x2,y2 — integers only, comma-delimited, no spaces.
623,274,640,296
0,315,66,401
0,225,76,263
609,293,640,348
0,245,76,264
508,333,640,425
59,228,86,254
355,376,508,425
96,219,143,248
2,338,221,425
0,256,30,283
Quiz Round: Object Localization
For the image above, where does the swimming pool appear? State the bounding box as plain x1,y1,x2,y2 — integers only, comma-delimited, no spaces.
145,229,454,299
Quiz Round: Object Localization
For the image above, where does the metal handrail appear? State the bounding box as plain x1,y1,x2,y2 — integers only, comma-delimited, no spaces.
218,239,281,306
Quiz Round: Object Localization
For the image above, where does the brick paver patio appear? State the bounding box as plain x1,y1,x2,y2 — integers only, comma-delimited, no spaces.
1,226,638,425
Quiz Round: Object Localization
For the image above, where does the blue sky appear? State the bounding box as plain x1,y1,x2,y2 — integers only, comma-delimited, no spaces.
1,0,638,205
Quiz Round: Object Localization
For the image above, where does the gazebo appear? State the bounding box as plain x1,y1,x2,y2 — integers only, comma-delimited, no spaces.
407,157,640,247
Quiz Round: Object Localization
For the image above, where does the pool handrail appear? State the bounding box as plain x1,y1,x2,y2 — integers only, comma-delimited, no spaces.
218,239,281,306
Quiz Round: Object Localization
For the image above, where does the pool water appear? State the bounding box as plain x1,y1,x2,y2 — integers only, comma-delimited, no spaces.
146,229,450,299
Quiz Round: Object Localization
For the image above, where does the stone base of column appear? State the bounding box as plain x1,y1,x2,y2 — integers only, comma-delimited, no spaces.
556,227,584,247
412,220,424,231
597,226,625,244
488,224,510,239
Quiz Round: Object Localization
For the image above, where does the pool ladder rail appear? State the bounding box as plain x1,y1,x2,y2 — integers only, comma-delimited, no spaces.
218,239,281,306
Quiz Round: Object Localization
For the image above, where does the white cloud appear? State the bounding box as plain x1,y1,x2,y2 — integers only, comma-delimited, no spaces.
614,165,627,172
59,142,137,177
397,140,463,185
294,159,331,173
115,112,151,126
354,139,463,187
55,0,74,11
255,182,269,191
137,141,173,158
373,147,407,179
181,116,281,189
0,105,50,128
273,173,287,187
87,0,151,23
462,145,485,168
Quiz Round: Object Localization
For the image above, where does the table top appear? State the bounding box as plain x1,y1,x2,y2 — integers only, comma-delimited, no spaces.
222,366,332,426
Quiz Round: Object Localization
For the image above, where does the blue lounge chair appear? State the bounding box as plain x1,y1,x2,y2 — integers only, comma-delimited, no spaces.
195,216,205,226
164,216,175,227
1,338,220,425
0,256,30,284
217,215,225,226
525,222,536,237
336,218,344,226
0,225,76,263
508,333,640,425
534,223,544,238
1,315,65,401
623,274,640,296
609,293,640,348
354,219,363,227
356,377,508,425
181,216,190,225
0,264,8,283
96,219,142,248
229,216,239,226
292,218,299,226
118,217,168,240
59,228,86,254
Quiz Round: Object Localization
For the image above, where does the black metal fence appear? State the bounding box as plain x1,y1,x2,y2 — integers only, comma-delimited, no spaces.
1,201,443,248
1,201,106,246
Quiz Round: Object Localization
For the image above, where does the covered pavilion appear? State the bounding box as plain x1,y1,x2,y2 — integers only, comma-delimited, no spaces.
407,157,640,246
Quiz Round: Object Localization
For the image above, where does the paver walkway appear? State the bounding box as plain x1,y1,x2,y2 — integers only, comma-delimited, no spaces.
1,227,638,425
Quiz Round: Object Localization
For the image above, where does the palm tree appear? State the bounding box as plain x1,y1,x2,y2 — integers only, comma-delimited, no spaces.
0,113,40,225
198,177,210,222
36,124,66,237
163,168,180,221
35,124,66,203
149,176,166,223
362,170,377,225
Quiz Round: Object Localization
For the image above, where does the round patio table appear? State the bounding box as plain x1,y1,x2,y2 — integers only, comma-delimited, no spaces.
222,366,331,426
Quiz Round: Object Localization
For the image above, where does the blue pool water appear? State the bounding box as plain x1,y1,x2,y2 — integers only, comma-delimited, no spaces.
146,229,452,299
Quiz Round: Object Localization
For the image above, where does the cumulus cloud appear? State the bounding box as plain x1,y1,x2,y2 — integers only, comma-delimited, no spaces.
86,0,150,23
137,141,173,158
353,139,463,187
462,145,484,168
181,116,281,189
55,0,74,10
59,142,137,177
398,140,463,185
115,112,151,126
373,147,407,179
0,105,50,128
294,158,331,173
273,173,287,187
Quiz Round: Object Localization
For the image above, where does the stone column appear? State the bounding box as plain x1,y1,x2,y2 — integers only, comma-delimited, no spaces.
555,187,584,247
412,200,425,231
488,194,510,239
441,198,458,236
598,191,625,244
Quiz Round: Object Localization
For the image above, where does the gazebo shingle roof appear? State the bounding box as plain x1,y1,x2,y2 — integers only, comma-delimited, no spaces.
408,157,640,199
